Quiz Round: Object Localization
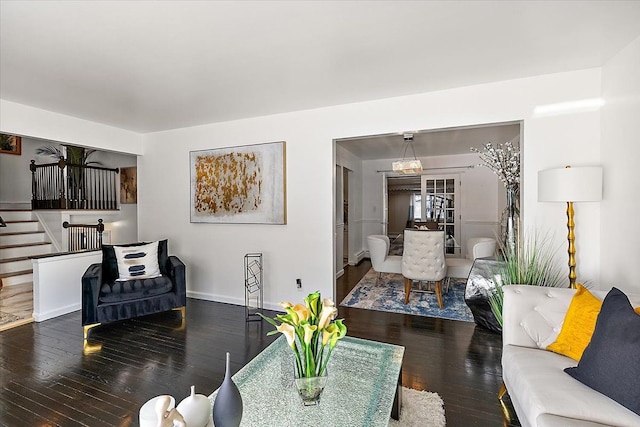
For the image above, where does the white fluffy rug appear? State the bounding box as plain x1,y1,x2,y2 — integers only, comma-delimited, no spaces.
390,387,446,427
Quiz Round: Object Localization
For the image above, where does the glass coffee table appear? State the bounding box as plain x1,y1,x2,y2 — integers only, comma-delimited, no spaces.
210,336,404,426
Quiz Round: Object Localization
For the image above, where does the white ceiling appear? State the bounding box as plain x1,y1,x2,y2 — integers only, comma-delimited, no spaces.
1,1,640,134
337,122,521,160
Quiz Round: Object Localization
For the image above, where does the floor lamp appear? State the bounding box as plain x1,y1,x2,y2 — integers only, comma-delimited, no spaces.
538,166,602,288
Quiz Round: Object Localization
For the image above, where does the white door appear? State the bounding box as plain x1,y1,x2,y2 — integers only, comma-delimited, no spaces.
420,175,460,255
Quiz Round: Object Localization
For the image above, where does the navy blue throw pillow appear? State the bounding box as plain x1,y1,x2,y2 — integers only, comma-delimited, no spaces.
565,287,640,416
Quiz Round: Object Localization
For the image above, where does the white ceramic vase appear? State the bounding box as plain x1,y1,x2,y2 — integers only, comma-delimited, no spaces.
177,385,213,427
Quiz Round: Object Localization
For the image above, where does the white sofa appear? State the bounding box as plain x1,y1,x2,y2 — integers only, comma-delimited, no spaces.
501,285,640,427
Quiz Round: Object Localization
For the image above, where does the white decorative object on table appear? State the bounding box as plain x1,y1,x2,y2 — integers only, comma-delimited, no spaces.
139,395,175,427
177,385,214,427
155,396,186,427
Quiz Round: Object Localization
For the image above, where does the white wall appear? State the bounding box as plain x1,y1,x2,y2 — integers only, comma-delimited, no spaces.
32,251,102,321
0,139,74,205
139,68,604,309
600,35,640,293
87,149,139,244
0,137,42,203
0,100,143,155
335,144,364,265
67,205,138,246
458,154,504,250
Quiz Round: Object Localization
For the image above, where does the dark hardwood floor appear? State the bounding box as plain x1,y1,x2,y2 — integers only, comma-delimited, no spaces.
0,261,519,426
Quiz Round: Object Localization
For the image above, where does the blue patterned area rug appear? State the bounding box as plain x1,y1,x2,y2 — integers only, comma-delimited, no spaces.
340,268,474,322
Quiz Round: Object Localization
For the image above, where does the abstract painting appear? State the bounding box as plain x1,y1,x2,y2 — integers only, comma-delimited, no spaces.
120,167,137,204
190,141,286,224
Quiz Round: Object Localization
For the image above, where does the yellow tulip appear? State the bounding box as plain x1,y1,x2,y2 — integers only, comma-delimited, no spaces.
280,301,293,309
330,319,347,348
322,324,338,346
304,292,321,318
292,303,310,324
302,323,317,345
277,323,296,348
317,304,337,330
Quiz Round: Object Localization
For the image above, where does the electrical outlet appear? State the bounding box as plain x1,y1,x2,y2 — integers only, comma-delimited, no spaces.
296,278,302,289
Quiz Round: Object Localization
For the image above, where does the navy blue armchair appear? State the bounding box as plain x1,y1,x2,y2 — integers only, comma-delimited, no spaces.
81,239,186,340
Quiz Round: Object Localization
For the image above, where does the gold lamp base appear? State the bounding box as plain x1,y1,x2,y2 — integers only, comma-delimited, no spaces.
566,201,577,289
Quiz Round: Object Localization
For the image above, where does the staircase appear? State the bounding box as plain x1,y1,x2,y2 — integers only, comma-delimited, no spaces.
0,208,54,289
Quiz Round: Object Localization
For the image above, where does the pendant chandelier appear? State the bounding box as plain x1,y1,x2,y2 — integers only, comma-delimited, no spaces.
392,133,423,175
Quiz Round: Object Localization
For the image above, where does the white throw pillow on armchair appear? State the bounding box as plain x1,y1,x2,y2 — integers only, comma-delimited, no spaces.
114,241,162,281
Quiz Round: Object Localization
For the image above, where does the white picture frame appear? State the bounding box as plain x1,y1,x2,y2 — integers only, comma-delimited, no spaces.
190,141,286,224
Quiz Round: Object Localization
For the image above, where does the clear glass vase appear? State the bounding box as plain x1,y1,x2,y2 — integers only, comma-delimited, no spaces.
502,184,520,254
294,368,328,406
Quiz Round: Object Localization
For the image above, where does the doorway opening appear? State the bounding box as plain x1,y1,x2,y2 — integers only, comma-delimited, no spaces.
343,167,349,268
334,120,522,264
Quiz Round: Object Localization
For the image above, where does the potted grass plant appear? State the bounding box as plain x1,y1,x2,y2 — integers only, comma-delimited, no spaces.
488,231,565,327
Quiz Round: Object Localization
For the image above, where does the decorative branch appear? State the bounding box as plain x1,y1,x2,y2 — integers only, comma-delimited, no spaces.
471,141,520,187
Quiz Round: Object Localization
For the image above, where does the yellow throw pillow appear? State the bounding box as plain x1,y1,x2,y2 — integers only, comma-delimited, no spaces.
547,284,602,361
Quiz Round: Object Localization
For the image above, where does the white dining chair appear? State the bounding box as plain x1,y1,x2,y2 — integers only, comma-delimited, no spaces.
367,235,403,285
446,237,497,282
402,229,448,308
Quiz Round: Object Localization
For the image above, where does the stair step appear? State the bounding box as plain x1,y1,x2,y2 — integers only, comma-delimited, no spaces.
0,242,54,259
0,211,34,221
0,242,51,250
0,271,33,287
0,220,41,233
0,231,44,236
0,269,32,280
0,256,31,264
0,256,33,275
0,231,47,245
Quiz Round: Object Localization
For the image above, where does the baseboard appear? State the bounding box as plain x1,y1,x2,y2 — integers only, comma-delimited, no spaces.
186,291,283,312
33,302,80,322
0,316,34,332
354,250,366,264
335,269,344,279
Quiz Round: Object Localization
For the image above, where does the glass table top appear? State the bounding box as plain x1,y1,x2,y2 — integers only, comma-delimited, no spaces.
210,336,404,427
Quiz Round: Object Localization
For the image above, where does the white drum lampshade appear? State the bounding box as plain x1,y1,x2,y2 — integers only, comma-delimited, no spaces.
538,165,603,288
538,166,602,203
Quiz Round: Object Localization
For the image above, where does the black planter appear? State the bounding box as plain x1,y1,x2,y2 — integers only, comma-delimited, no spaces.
465,258,503,333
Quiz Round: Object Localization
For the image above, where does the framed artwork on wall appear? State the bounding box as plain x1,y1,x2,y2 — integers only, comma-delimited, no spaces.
120,167,137,204
190,141,286,224
0,134,21,155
